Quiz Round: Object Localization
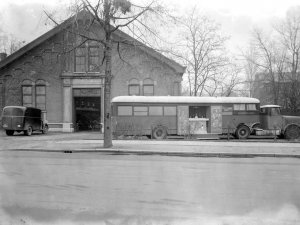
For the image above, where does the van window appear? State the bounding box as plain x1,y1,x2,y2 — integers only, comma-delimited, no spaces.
3,108,24,116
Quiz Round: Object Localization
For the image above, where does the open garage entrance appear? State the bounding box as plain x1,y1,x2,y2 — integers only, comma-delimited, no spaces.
73,88,101,132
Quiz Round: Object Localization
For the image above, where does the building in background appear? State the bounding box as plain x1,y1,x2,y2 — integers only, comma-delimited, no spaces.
0,13,185,132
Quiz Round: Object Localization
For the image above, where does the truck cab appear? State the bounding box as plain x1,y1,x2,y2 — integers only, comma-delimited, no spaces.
256,105,300,139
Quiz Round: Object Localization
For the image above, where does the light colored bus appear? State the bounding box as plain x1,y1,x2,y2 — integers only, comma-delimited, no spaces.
111,96,262,139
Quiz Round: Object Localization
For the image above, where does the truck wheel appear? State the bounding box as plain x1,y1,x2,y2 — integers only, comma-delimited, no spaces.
284,124,300,140
152,126,167,139
42,125,48,134
6,130,14,136
24,126,33,136
235,125,250,139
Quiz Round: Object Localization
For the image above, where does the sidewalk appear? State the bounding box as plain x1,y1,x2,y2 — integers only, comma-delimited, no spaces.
1,131,300,158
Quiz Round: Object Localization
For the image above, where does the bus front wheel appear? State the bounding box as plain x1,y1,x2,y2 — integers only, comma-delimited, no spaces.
235,125,250,139
152,126,167,139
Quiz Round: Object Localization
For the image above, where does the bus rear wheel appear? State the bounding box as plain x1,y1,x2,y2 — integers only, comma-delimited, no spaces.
284,124,300,140
235,125,250,139
152,126,167,139
6,130,14,136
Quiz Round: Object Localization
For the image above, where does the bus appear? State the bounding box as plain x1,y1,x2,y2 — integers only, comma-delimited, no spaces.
111,96,263,139
112,96,300,140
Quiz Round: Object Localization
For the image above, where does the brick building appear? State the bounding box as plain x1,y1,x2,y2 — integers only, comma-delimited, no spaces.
0,13,185,132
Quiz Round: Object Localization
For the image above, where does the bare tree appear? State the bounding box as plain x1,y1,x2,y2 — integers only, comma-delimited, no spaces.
0,33,25,55
274,6,300,112
47,0,163,147
244,28,286,105
169,7,229,96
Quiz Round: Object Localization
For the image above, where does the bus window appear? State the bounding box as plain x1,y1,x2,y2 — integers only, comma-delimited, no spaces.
149,106,163,116
189,106,207,118
134,106,148,116
164,106,176,116
118,106,132,116
233,104,246,111
246,104,257,111
3,107,24,116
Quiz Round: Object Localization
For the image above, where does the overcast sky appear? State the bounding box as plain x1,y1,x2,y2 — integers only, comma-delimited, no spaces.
0,0,299,52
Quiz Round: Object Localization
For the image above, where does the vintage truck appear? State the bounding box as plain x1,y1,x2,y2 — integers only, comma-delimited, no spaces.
247,105,300,140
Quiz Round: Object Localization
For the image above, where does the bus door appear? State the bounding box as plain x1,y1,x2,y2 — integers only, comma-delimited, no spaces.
210,105,222,133
177,105,189,135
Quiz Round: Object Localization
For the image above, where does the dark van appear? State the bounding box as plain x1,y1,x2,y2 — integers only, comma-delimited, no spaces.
1,106,48,136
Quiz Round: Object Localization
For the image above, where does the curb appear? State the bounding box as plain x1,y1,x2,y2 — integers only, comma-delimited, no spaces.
5,148,300,159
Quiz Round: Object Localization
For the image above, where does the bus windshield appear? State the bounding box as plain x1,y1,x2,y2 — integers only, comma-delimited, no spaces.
2,107,24,116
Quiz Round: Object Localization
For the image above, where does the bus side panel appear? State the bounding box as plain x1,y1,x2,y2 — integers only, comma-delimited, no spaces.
113,116,177,136
210,105,222,133
177,105,189,135
222,114,260,132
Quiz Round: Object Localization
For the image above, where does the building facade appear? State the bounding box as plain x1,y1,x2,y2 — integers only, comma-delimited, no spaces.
0,14,185,132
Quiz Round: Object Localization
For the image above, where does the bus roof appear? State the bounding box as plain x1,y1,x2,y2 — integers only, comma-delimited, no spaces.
112,96,260,104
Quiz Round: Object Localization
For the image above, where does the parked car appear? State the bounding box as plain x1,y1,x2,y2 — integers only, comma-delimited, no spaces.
1,106,48,136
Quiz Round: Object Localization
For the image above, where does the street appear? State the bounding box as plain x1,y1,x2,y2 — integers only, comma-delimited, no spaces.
0,151,300,225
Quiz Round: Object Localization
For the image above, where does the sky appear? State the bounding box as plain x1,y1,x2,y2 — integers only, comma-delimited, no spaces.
0,0,300,52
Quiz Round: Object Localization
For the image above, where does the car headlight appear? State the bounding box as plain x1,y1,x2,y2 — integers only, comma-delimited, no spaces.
17,125,21,127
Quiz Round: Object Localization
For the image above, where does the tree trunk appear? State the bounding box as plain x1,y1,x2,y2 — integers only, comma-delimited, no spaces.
103,0,113,148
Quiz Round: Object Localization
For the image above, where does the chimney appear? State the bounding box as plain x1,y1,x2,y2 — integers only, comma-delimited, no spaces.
0,52,7,61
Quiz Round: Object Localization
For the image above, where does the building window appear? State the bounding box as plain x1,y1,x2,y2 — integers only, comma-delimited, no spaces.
74,42,104,73
36,80,46,110
88,46,103,72
22,80,33,107
173,82,180,96
22,86,33,107
143,78,154,96
75,47,85,72
129,78,140,95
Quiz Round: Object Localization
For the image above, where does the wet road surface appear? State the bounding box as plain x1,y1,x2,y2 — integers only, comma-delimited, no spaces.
0,151,300,225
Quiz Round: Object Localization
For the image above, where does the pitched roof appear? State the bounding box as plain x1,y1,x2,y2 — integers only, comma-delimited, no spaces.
0,12,185,74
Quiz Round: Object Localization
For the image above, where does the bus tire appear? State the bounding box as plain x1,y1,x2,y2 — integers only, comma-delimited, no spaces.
284,124,300,140
152,126,167,139
235,125,250,139
24,126,33,136
6,130,14,136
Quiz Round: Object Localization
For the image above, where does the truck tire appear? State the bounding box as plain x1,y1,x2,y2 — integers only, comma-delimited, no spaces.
284,124,300,140
235,125,250,139
152,126,167,139
5,130,14,136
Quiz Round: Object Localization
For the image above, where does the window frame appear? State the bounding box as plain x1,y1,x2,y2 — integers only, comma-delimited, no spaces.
22,85,33,107
35,85,46,110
